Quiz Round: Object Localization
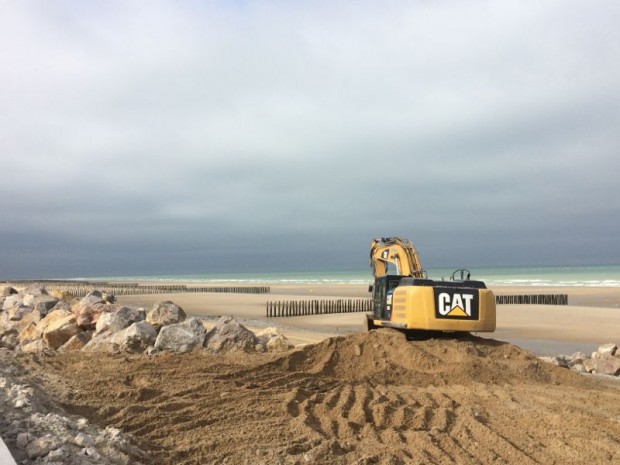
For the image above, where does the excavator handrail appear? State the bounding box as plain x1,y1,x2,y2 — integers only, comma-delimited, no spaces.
370,237,424,278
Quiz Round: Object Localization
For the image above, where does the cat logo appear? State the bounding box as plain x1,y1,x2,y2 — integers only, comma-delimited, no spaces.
434,288,479,320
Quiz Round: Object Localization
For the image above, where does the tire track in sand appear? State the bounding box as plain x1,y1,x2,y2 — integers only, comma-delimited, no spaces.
23,330,620,465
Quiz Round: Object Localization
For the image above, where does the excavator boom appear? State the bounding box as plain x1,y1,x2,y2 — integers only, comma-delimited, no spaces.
370,237,424,278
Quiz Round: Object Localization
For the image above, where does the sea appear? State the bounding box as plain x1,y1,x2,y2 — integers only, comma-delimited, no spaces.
88,265,620,287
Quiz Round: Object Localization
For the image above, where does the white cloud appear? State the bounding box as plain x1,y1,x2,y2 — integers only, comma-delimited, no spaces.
1,1,619,276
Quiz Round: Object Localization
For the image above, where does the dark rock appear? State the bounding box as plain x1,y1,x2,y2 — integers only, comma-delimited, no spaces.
1,332,19,350
0,311,18,338
8,305,33,321
538,356,569,368
30,295,60,315
102,292,116,304
50,300,72,313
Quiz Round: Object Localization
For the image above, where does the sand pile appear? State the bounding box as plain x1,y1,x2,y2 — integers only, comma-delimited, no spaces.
278,330,574,386
10,331,620,465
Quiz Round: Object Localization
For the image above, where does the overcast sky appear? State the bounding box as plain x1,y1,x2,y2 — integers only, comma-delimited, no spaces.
1,1,619,279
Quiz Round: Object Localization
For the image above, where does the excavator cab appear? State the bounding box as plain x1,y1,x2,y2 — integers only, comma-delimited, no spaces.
372,275,405,320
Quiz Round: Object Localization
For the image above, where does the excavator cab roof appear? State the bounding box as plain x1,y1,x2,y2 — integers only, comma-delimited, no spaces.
398,277,487,289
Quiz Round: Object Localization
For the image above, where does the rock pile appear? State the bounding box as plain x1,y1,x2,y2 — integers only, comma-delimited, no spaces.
540,342,620,376
0,349,149,464
0,285,293,355
0,286,295,463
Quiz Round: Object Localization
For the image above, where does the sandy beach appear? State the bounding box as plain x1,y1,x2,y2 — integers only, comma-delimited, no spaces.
3,281,620,464
116,283,620,355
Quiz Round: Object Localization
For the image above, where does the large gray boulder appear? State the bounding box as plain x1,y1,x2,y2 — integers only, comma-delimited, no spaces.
594,356,620,376
22,285,49,306
2,294,22,310
31,295,60,316
50,300,72,313
204,316,258,353
24,284,48,296
146,301,186,330
95,307,145,335
110,321,157,353
153,317,206,353
81,333,118,353
84,321,156,353
79,290,106,306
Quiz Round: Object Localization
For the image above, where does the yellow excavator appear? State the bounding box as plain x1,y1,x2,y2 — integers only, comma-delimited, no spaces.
367,237,496,335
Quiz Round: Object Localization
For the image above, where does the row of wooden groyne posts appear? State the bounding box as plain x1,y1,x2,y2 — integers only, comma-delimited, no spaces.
264,294,569,317
1,281,270,297
495,294,568,305
266,299,373,317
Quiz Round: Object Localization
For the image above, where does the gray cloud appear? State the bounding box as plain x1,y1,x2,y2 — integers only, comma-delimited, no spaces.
1,1,619,278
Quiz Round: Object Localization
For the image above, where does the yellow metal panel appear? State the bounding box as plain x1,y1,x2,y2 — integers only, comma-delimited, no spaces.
390,286,496,332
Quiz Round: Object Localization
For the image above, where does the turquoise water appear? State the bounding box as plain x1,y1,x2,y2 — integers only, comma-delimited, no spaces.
86,265,620,287
470,265,620,287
